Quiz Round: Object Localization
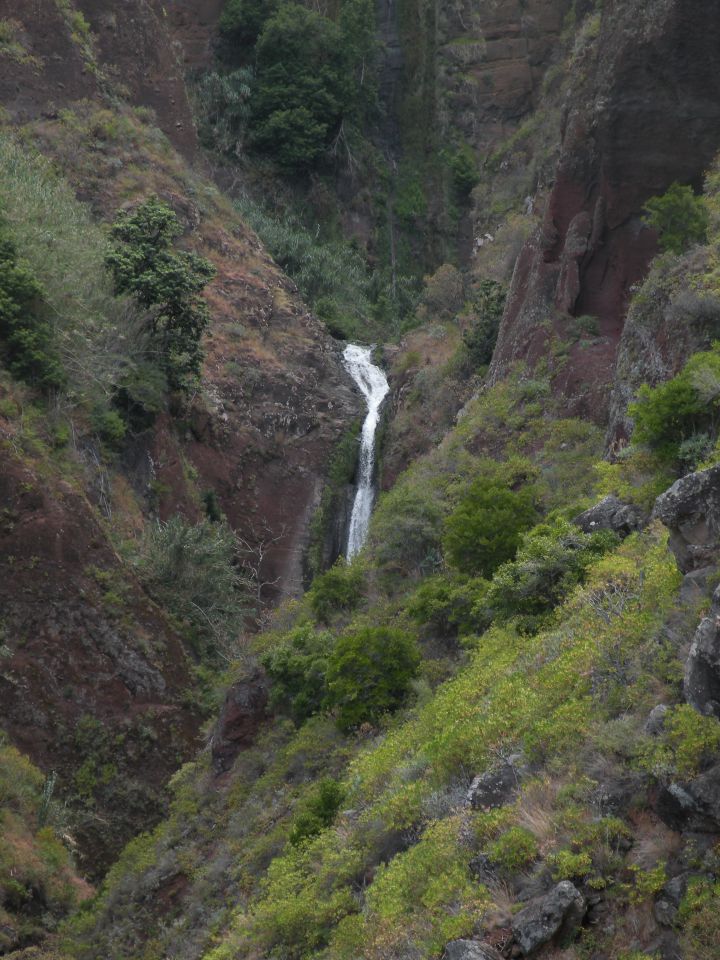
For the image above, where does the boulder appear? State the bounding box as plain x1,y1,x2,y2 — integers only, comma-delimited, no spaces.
443,940,503,960
685,585,720,718
467,755,526,810
573,496,645,537
653,465,720,573
210,669,269,774
645,704,669,736
655,762,720,832
511,881,586,956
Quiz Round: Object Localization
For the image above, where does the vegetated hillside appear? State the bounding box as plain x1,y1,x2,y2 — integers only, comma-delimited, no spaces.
0,0,358,946
4,0,720,959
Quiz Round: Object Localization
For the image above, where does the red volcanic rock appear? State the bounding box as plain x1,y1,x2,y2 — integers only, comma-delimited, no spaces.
490,0,720,420
211,670,270,774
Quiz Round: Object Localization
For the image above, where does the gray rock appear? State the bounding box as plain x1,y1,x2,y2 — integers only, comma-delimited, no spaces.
680,566,717,605
663,873,689,907
653,465,720,572
467,755,525,810
655,761,720,832
654,898,678,927
685,585,720,718
573,496,645,537
511,880,586,955
645,704,669,735
443,940,503,960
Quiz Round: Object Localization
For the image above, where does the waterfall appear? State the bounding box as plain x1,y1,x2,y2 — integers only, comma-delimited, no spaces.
343,344,390,559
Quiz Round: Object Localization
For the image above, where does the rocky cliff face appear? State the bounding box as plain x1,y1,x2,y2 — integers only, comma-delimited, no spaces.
490,0,720,419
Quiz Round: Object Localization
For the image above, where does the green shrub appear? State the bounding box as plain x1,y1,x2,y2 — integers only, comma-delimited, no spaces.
405,574,491,637
486,519,618,632
133,515,250,659
547,849,593,881
194,68,253,155
91,407,126,448
0,222,64,389
308,560,364,625
461,279,506,370
325,627,420,731
370,481,445,576
261,624,334,724
679,877,720,959
289,778,345,846
487,826,539,872
444,472,539,577
106,196,216,394
447,142,479,198
629,345,720,462
643,182,708,254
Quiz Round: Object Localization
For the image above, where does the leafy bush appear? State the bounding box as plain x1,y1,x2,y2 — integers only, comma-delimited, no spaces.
643,182,708,254
289,778,345,846
0,221,64,389
0,134,145,403
405,574,491,637
447,142,479,198
133,515,250,659
325,627,420,731
106,196,216,394
261,624,334,724
194,68,253,155
679,877,720,960
487,826,539,872
308,560,364,625
629,345,720,462
461,279,506,369
370,481,445,576
443,471,539,577
235,194,372,340
486,519,618,632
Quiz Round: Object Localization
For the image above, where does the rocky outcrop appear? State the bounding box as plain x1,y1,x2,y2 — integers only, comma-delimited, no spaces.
443,940,503,960
490,0,720,420
684,585,720,719
653,465,720,573
466,755,526,810
655,763,720,833
510,880,586,955
211,670,270,774
573,495,644,537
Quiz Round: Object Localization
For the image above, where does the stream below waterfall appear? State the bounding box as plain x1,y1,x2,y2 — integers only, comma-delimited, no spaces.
342,344,390,559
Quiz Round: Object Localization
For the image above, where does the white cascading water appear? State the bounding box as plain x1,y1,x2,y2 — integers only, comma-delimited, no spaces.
343,344,390,559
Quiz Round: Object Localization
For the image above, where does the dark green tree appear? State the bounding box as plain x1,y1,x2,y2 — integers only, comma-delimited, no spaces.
462,279,506,369
106,197,216,394
261,625,334,725
443,476,539,577
251,4,349,171
325,627,420,731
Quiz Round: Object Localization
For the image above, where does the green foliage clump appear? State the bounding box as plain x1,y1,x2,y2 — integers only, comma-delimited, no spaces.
461,279,506,370
444,470,539,577
629,344,720,464
679,877,720,960
406,573,490,637
0,221,64,389
486,519,618,633
194,68,253,155
106,196,216,394
308,560,364,625
643,182,708,254
642,704,720,779
133,515,250,659
547,848,593,881
370,480,445,576
289,777,345,846
325,627,420,731
236,195,372,340
251,4,348,171
261,625,334,724
487,826,539,873
447,142,479,198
